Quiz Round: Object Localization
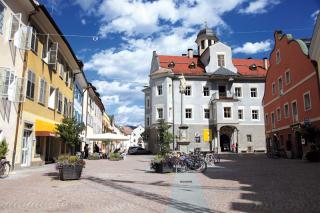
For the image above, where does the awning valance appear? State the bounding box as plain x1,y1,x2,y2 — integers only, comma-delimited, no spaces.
35,120,57,136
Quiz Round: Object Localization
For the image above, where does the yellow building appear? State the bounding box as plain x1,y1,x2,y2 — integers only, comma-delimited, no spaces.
13,3,81,168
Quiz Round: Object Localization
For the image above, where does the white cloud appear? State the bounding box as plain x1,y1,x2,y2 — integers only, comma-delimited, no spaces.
233,40,272,54
311,10,320,22
74,0,97,13
81,19,86,25
239,0,280,14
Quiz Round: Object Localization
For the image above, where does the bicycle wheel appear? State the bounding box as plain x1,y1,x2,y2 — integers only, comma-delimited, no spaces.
0,162,10,178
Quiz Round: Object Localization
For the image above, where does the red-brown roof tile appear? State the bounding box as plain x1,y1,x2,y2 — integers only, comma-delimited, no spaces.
158,55,267,77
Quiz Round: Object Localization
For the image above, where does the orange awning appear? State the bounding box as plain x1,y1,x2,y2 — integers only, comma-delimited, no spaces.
35,120,57,137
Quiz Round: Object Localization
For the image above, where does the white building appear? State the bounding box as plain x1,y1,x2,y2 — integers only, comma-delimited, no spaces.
143,27,268,154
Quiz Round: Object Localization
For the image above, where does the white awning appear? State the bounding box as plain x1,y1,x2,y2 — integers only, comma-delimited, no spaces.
86,133,129,141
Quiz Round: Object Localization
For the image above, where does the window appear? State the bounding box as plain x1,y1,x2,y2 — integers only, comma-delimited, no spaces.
203,86,209,96
272,82,275,95
271,112,275,129
35,137,42,156
57,92,63,113
247,135,252,142
204,109,210,119
285,69,291,85
48,87,56,109
157,85,162,95
217,54,225,67
157,108,163,119
250,88,257,98
0,3,4,34
185,108,192,119
38,78,47,105
284,104,289,118
238,109,243,120
277,108,281,121
276,49,281,64
278,77,283,95
304,92,311,111
63,97,68,116
235,87,242,97
208,40,212,46
146,117,150,127
265,114,268,125
146,97,150,109
30,28,38,53
59,63,65,79
185,86,191,96
201,40,205,49
292,101,298,122
26,70,35,100
224,107,231,118
251,109,259,120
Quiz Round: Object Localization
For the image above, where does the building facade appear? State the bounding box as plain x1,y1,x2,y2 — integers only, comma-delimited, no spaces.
144,28,267,154
263,31,320,159
0,0,35,167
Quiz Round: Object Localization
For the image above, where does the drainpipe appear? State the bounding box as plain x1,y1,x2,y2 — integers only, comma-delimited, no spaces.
12,8,38,170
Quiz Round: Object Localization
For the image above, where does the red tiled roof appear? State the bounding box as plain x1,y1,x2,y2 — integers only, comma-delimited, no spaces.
158,55,205,75
233,58,267,77
158,55,267,77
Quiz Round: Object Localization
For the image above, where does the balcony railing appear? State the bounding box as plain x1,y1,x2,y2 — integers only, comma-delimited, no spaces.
211,91,237,101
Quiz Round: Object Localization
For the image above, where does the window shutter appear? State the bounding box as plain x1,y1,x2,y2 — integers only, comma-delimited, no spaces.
7,13,21,41
48,42,58,68
13,26,32,50
0,67,14,97
8,76,26,103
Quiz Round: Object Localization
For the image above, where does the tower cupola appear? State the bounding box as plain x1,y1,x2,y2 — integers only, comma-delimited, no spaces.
195,26,219,56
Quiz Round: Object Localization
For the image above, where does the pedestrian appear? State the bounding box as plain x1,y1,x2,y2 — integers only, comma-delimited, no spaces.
84,144,89,159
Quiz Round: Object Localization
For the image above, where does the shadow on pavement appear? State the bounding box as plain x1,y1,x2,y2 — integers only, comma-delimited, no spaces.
202,154,320,212
85,176,221,213
43,172,60,180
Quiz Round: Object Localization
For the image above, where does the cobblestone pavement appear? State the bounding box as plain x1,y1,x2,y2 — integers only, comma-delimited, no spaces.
0,154,319,213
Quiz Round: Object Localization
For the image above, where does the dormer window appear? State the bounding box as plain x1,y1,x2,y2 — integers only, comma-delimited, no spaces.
217,54,225,67
168,61,175,68
249,64,257,70
189,62,196,69
208,40,212,46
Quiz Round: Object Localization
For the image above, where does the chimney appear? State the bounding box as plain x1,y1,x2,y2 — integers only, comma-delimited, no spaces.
263,57,268,70
188,48,193,58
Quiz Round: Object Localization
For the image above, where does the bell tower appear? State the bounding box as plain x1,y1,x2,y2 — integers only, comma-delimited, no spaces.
195,23,219,56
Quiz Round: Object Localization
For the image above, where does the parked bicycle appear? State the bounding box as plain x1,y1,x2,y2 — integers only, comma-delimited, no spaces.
171,152,207,173
204,152,220,166
0,157,11,178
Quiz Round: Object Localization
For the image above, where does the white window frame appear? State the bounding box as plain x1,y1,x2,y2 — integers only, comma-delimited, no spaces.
247,134,252,142
285,69,291,85
38,77,47,105
250,106,260,121
185,108,192,119
250,87,258,98
203,86,210,97
184,85,192,96
223,107,232,119
26,70,36,100
156,84,163,96
303,91,312,111
157,108,163,119
284,103,289,118
217,52,226,67
203,108,210,119
238,106,244,121
234,87,242,98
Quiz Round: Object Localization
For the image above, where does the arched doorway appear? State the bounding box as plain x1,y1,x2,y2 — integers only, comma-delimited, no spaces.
220,134,230,152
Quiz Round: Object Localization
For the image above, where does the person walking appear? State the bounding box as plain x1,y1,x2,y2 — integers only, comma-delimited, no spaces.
84,144,89,159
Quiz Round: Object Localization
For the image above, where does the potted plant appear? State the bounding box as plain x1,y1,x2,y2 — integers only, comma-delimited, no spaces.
55,118,85,180
150,119,173,173
56,155,85,180
109,153,122,161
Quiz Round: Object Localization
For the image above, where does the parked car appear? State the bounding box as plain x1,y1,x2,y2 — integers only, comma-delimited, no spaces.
128,147,151,155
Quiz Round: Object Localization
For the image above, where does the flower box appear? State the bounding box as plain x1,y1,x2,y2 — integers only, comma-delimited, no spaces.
58,164,83,180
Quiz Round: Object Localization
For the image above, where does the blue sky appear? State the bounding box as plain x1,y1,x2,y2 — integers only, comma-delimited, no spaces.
38,0,319,126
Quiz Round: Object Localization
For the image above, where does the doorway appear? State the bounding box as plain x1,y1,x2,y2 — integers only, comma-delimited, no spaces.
295,131,303,158
218,85,226,97
21,129,32,167
220,134,230,152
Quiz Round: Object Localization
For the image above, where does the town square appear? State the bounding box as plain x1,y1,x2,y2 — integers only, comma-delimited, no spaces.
1,0,320,212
